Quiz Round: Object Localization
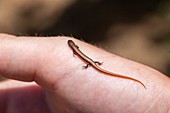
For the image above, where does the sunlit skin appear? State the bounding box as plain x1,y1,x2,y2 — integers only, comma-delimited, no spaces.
0,34,170,113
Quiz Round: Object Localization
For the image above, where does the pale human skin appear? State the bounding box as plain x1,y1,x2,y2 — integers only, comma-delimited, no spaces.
0,33,170,113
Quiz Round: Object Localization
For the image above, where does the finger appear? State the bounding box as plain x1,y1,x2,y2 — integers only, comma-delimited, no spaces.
0,34,39,81
0,80,50,113
0,80,36,89
0,34,69,89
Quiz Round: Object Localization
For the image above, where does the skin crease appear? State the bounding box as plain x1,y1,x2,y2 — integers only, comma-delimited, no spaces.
0,34,169,113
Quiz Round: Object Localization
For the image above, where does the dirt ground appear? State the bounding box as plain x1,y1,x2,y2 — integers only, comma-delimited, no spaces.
0,0,170,76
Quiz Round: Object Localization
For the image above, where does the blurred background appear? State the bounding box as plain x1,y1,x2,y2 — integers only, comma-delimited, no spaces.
0,0,170,81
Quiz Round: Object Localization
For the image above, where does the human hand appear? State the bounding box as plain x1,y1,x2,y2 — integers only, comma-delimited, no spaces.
0,34,170,113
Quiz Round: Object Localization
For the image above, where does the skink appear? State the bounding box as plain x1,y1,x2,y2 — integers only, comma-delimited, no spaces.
68,40,146,89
